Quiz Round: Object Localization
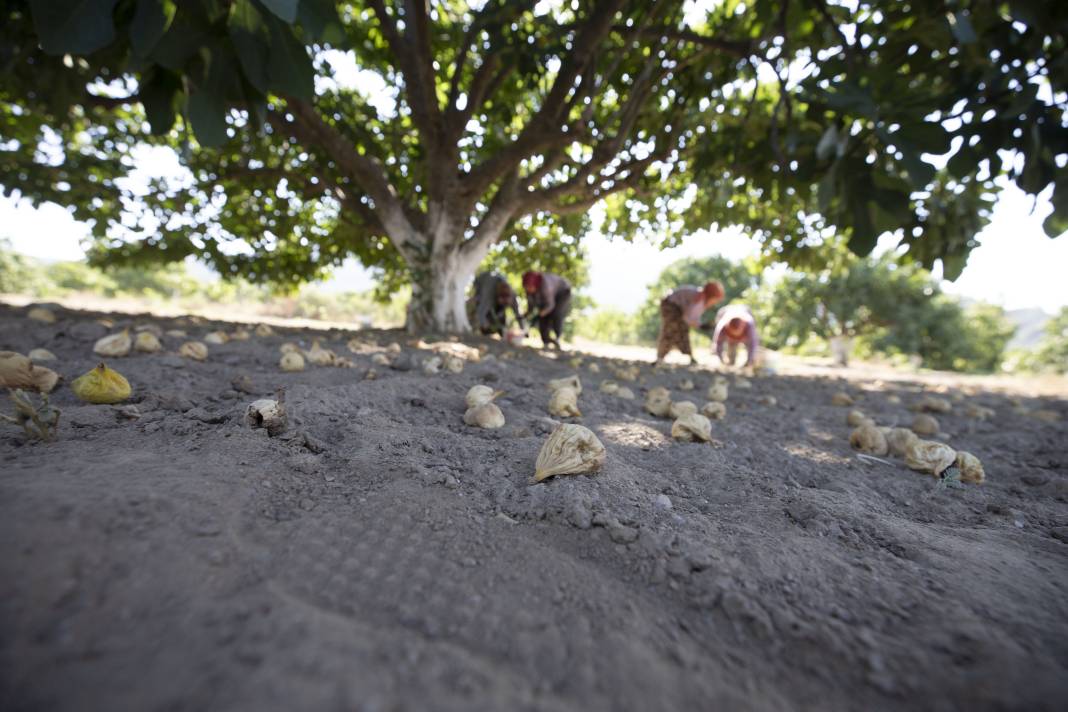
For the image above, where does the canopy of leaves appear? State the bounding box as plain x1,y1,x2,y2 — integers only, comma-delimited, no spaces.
1,0,1065,294
1026,306,1068,373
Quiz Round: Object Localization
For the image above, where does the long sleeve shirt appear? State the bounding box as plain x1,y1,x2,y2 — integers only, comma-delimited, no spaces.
528,273,570,316
664,287,709,329
713,304,760,366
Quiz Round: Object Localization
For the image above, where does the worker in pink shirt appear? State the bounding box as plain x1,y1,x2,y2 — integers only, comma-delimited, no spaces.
655,281,725,364
712,304,760,368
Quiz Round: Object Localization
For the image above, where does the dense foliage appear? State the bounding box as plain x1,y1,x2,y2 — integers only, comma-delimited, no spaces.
2,1,1066,330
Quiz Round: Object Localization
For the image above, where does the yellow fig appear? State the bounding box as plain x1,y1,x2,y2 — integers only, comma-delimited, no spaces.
71,362,131,404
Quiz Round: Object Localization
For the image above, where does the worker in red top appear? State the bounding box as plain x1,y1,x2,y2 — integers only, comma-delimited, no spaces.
712,304,760,368
522,271,572,350
655,281,725,364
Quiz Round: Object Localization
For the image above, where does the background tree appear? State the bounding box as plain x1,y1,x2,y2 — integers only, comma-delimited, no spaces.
1026,307,1068,374
634,255,760,342
751,249,1016,371
2,0,1066,332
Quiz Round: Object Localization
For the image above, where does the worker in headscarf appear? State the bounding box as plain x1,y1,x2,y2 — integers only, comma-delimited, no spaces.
522,270,572,350
655,281,725,364
469,271,525,337
712,303,760,368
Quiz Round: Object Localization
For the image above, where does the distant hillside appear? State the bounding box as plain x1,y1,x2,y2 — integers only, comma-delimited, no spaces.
1007,308,1051,349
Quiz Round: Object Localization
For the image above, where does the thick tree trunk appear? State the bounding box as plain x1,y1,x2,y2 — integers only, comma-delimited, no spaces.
405,242,481,334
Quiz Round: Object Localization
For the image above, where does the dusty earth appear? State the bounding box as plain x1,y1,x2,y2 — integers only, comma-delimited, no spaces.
1,302,1067,712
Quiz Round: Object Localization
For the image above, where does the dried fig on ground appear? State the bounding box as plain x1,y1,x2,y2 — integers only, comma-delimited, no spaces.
734,377,752,389
707,382,728,402
465,385,503,409
28,348,57,362
134,331,162,353
645,386,672,417
305,340,337,366
913,395,952,414
0,351,60,393
280,351,305,372
678,378,695,391
672,413,712,443
1031,409,1060,423
443,354,465,374
910,414,939,436
27,306,57,324
180,341,209,361
849,424,889,456
387,342,402,353
548,375,582,395
280,342,301,355
885,427,919,458
905,440,956,476
533,424,606,482
245,399,287,436
230,328,251,341
371,353,391,366
846,409,871,428
254,324,275,337
956,451,986,484
616,386,636,400
599,380,620,395
756,395,777,407
886,394,902,405
463,403,505,429
93,330,132,357
701,401,726,420
549,386,581,418
963,404,995,420
166,329,187,338
422,355,443,374
203,330,229,345
669,400,698,419
71,363,131,404
587,363,601,373
831,391,854,406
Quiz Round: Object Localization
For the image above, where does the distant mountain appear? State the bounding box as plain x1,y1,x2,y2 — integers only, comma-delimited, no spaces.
1006,308,1051,349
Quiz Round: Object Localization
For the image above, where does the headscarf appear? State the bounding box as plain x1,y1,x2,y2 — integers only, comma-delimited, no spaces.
702,281,725,305
522,271,542,293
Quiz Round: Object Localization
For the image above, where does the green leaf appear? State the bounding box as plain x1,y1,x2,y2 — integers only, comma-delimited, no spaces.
893,121,951,155
30,0,121,55
138,67,182,134
298,0,343,43
946,146,977,179
1042,211,1067,238
130,0,177,56
187,89,229,146
259,0,299,23
947,12,977,45
818,166,836,213
263,13,315,100
228,0,272,93
941,253,967,281
899,150,936,189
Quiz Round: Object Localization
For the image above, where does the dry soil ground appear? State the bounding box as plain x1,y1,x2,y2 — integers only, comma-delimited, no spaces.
1,302,1067,712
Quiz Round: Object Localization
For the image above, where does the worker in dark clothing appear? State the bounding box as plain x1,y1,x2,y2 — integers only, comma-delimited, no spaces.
469,271,525,337
522,271,571,350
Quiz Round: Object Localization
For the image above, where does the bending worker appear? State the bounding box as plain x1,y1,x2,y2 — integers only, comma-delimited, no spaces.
522,270,571,350
470,271,525,337
656,281,725,364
